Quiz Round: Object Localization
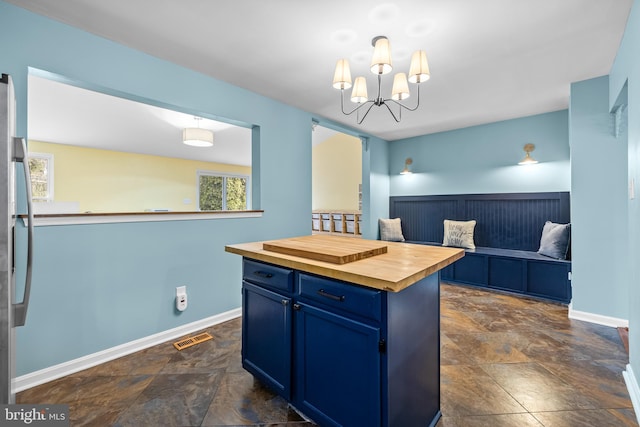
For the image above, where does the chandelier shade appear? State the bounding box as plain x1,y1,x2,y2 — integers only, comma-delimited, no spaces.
351,77,369,103
408,50,430,83
370,36,393,75
332,59,352,90
391,73,410,101
332,35,430,124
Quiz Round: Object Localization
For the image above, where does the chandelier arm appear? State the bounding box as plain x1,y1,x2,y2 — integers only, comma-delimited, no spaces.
340,89,374,116
381,101,402,123
356,102,378,125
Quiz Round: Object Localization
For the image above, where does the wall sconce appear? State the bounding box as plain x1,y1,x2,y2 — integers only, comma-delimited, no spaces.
400,157,413,174
518,144,538,165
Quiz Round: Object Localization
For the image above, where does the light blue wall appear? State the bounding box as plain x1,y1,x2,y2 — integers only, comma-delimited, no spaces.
610,0,640,393
389,110,570,196
363,136,390,239
569,76,629,320
0,1,388,375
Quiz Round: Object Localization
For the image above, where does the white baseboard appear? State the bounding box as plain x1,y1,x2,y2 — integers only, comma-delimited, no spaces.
623,364,640,425
568,304,629,328
15,308,241,393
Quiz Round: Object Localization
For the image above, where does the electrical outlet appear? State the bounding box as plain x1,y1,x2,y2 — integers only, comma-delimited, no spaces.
176,286,188,311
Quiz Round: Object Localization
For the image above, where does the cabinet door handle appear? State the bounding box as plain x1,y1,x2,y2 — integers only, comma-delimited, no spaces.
253,271,274,279
318,289,345,302
281,299,289,306
293,303,301,311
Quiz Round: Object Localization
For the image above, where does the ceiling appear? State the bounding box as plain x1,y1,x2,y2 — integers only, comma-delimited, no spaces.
10,0,634,143
27,75,253,165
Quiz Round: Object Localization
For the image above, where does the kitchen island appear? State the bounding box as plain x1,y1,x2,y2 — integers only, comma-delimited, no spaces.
225,234,463,427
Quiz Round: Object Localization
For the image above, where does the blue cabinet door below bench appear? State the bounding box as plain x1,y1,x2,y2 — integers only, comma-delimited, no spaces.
489,257,525,293
439,248,571,303
453,253,487,285
527,261,571,302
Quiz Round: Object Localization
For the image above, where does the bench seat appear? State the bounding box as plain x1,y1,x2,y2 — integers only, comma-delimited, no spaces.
408,241,572,303
390,193,572,304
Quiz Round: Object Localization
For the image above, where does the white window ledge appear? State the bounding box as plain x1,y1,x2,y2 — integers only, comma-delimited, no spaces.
20,210,263,227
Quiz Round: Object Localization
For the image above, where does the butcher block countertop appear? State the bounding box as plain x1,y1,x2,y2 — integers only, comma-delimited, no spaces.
225,234,464,292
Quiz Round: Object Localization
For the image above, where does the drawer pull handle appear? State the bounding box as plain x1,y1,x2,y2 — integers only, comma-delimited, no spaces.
318,289,345,302
254,271,274,279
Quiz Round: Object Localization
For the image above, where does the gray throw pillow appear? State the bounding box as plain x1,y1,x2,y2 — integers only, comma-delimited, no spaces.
379,218,405,242
538,221,571,259
443,219,476,249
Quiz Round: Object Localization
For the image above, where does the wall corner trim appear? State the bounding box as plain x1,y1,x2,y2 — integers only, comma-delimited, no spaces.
567,304,629,328
15,308,241,393
623,364,640,426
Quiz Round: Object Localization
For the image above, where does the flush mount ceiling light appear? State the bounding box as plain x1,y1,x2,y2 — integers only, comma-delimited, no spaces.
183,117,214,147
400,157,413,174
332,36,430,124
518,143,539,165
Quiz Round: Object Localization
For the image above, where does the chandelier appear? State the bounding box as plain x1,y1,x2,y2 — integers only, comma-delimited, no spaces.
332,36,430,124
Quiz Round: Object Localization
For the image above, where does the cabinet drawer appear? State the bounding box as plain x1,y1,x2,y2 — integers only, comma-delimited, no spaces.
298,274,382,322
243,259,294,293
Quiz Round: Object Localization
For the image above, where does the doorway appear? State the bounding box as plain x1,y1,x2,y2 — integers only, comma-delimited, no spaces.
311,125,362,236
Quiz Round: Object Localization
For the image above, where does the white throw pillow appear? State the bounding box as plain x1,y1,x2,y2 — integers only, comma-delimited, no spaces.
379,218,405,242
443,219,476,249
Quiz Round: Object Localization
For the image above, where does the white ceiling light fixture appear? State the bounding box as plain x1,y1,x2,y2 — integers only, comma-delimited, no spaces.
183,117,214,147
332,35,430,124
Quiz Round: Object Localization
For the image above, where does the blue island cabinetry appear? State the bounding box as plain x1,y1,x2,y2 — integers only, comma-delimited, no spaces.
241,258,442,427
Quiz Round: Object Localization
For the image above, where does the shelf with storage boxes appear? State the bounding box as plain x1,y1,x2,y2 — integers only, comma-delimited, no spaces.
312,210,362,236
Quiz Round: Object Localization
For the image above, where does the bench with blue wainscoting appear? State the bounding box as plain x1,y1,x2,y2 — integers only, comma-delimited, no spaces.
389,192,572,303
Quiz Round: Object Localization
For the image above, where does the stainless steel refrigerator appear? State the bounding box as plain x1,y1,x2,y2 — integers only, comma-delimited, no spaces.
1,73,34,404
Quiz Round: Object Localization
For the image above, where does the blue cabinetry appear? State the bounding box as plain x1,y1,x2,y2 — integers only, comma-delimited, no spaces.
442,249,571,303
241,258,442,427
242,282,292,399
295,303,381,427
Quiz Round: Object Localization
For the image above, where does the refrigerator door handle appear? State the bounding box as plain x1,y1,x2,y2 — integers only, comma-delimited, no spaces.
12,137,33,327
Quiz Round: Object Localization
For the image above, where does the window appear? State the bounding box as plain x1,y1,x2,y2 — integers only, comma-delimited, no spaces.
198,171,249,211
28,152,54,201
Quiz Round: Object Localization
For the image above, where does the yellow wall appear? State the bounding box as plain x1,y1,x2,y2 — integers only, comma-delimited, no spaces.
312,133,362,210
28,141,251,213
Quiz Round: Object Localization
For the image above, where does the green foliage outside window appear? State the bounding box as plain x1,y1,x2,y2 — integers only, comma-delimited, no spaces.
225,177,247,210
199,174,247,211
29,157,49,199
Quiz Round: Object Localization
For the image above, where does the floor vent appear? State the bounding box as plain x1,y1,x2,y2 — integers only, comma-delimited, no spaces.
173,332,213,351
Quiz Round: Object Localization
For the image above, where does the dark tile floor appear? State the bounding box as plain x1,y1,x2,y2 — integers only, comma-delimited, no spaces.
18,283,639,427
